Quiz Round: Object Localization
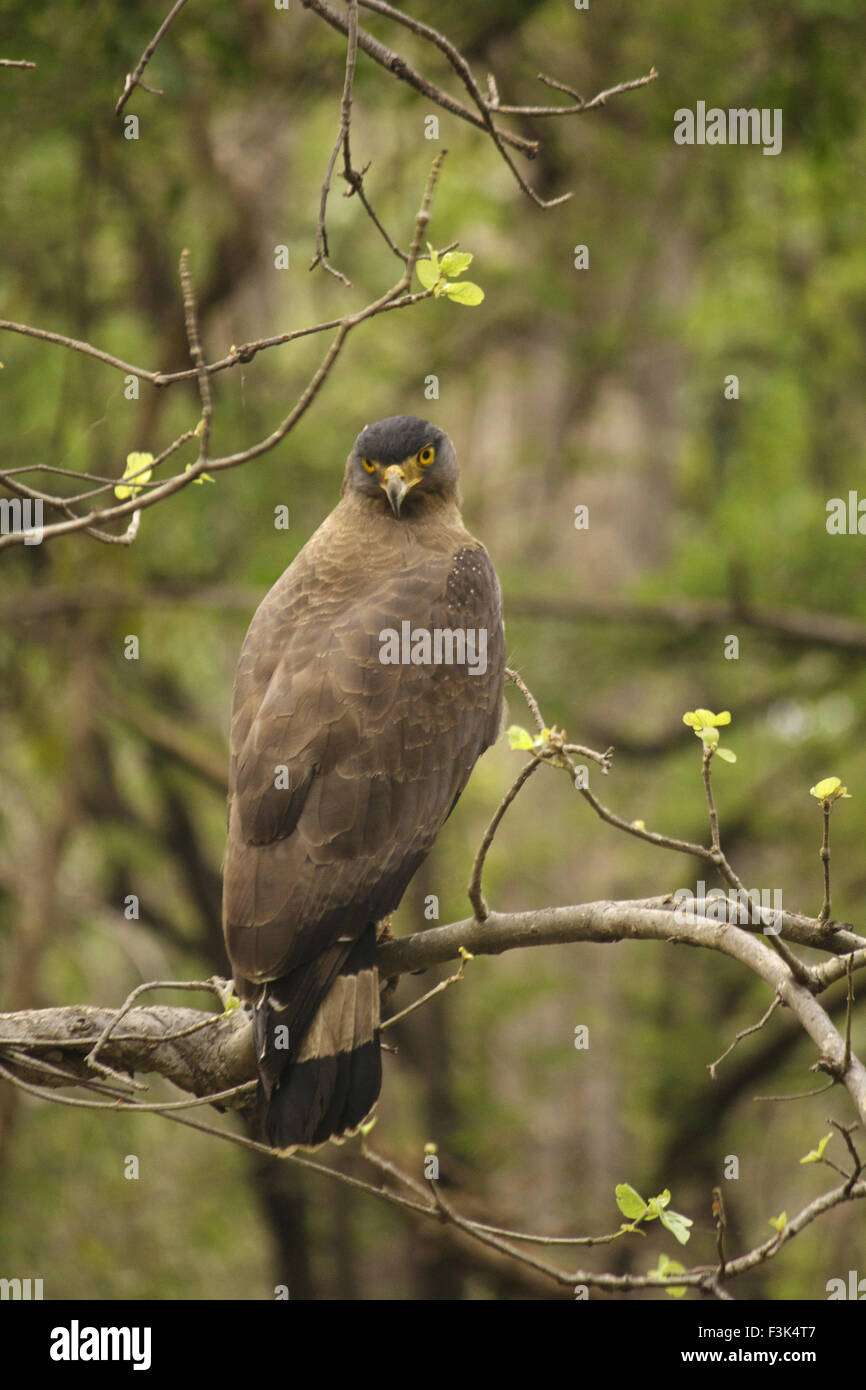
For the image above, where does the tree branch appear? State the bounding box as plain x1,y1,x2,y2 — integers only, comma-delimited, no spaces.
3,896,863,1124
0,156,443,551
115,0,190,116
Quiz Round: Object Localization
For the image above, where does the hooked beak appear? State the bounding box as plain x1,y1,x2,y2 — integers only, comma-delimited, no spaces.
382,464,409,517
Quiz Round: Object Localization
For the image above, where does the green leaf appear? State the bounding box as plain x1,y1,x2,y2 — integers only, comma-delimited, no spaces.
443,280,484,306
700,725,720,748
114,451,154,500
615,1183,649,1221
507,725,536,751
768,1211,787,1233
657,1206,693,1246
809,777,850,802
693,708,717,726
416,258,440,291
185,462,214,485
800,1132,834,1164
439,251,473,278
810,776,841,799
715,747,737,763
222,993,240,1014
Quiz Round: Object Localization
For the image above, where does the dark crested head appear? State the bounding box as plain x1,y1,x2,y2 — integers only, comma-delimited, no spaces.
343,415,459,518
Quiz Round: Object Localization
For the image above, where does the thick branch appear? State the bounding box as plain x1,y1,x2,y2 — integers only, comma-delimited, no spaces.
0,1001,255,1107
2,898,864,1126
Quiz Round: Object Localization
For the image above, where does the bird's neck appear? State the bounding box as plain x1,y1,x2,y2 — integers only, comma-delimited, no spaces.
338,489,468,552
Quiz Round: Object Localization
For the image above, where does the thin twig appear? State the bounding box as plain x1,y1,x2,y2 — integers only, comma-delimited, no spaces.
312,0,360,284
490,67,658,117
359,0,571,209
468,759,541,921
819,801,832,924
505,666,545,733
312,0,406,280
754,1079,836,1103
712,1186,727,1276
382,951,471,1030
708,995,782,1079
0,160,444,552
301,0,538,156
0,1059,255,1113
115,0,190,115
702,749,721,852
179,248,213,460
828,1118,862,1190
84,978,225,1084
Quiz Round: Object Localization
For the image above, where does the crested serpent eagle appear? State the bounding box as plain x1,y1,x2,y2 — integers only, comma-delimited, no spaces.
222,416,505,1150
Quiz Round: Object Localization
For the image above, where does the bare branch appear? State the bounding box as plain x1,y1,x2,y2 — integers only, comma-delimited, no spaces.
819,800,832,925
84,977,229,1086
178,248,213,460
505,666,545,734
381,950,471,1031
357,0,571,208
0,158,444,551
0,998,254,1105
708,995,782,1078
490,67,659,117
468,758,541,920
301,0,539,156
376,900,866,1128
115,0,190,116
312,0,362,284
702,748,721,852
311,1,406,280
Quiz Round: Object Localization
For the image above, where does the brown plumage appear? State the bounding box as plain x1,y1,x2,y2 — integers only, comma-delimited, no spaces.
222,416,504,1150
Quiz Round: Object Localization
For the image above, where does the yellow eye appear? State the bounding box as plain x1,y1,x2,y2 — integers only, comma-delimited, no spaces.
362,457,375,473
418,445,435,467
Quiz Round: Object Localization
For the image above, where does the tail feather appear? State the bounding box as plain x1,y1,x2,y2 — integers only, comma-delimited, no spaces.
253,924,382,1152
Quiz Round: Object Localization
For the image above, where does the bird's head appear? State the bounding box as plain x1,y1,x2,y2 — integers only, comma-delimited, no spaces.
343,416,459,518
